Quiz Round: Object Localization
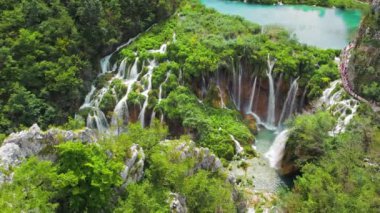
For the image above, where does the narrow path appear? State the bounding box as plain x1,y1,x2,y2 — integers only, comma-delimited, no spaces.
339,44,380,112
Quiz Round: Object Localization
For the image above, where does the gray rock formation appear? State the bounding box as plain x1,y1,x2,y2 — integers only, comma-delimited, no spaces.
175,141,222,173
0,124,97,183
169,193,187,213
121,144,145,186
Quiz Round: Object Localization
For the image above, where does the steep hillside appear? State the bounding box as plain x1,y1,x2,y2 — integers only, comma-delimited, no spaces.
350,0,380,102
0,0,179,133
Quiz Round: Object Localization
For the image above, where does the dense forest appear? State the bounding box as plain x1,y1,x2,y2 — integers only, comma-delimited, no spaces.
0,0,179,133
0,0,379,212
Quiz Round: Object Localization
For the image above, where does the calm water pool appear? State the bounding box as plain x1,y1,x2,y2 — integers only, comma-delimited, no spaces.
201,0,362,49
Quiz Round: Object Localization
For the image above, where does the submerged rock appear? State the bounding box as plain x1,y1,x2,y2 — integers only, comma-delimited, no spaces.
0,124,97,183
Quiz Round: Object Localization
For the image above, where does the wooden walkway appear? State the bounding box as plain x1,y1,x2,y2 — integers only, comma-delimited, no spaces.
339,44,380,112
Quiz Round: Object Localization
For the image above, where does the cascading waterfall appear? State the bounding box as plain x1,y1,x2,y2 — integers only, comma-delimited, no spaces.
138,60,157,127
116,58,128,78
230,134,244,154
247,76,257,113
81,85,96,109
317,80,359,135
265,130,289,169
111,58,140,126
99,35,140,74
266,54,277,127
278,77,299,125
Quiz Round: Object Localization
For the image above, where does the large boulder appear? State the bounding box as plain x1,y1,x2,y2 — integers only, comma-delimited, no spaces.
0,124,97,183
121,144,145,186
174,141,222,173
169,193,188,213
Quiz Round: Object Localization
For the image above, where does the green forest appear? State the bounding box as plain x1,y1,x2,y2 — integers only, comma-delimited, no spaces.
0,0,379,212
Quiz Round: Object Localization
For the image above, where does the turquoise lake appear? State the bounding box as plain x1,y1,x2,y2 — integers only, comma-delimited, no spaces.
201,0,362,49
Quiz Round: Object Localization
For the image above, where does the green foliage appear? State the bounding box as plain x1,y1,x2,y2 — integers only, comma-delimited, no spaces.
55,142,123,212
307,64,339,100
0,0,179,133
283,113,380,212
182,170,236,213
115,181,170,213
0,157,58,212
62,116,85,130
161,86,253,160
283,112,336,170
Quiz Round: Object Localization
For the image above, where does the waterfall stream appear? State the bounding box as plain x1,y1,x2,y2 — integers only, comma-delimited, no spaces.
266,55,276,127
278,78,299,125
265,130,289,169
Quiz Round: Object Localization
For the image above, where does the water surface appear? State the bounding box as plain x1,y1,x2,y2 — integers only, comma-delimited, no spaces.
201,0,362,49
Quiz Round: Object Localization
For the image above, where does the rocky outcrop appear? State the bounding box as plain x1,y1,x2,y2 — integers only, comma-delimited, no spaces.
175,141,222,173
121,144,145,186
0,124,97,183
169,193,188,213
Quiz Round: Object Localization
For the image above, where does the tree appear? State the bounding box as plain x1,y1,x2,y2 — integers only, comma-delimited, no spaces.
0,157,59,212
55,142,123,212
182,171,235,213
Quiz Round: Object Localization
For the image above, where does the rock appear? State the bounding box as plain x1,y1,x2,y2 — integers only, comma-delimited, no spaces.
169,193,187,213
175,141,222,173
121,144,145,186
0,124,97,184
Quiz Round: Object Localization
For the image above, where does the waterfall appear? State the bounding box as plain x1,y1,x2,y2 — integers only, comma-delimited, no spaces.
116,58,128,78
99,34,140,75
247,76,257,113
230,135,244,154
278,78,299,125
87,108,109,133
159,72,171,103
317,80,359,135
80,85,96,109
138,60,156,127
111,58,140,126
100,55,112,74
266,54,276,126
265,130,289,169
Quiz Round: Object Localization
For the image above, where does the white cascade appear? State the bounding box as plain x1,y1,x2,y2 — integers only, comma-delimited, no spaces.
317,80,359,135
116,58,128,78
247,76,257,113
99,35,140,74
266,54,276,127
80,85,96,109
278,77,299,125
230,134,244,154
265,130,289,169
111,58,140,126
139,59,157,127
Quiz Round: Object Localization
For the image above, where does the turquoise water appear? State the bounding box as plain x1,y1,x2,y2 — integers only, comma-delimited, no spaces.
201,0,362,49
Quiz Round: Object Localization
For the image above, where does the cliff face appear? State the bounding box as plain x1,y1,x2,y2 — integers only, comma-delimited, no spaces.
350,0,380,102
